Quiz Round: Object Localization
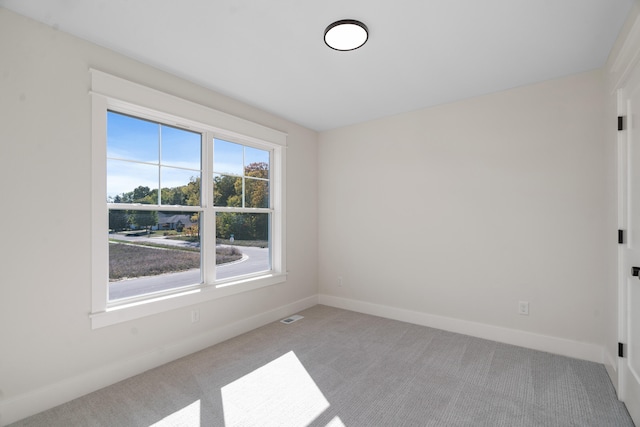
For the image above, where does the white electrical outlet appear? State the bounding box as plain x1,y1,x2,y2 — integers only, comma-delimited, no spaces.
337,276,343,287
518,301,529,316
191,309,200,323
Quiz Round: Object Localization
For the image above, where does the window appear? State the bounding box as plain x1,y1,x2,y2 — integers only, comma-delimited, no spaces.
213,139,272,279
91,70,286,328
107,111,203,301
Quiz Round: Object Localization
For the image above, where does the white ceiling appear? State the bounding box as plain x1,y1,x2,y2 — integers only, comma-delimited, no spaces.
0,0,634,131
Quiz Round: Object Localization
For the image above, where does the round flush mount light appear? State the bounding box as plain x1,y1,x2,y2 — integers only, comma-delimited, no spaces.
324,19,368,51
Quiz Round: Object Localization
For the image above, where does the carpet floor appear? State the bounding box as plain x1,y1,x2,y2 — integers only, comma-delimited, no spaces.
9,305,634,426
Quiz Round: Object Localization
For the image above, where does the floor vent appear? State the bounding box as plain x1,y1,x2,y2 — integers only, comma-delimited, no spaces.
280,315,304,324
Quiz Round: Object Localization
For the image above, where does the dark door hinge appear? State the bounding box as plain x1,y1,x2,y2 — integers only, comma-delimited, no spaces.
619,342,625,358
619,229,625,244
618,116,625,131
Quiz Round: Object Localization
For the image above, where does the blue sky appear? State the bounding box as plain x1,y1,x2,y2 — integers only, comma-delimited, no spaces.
213,139,269,176
107,111,270,201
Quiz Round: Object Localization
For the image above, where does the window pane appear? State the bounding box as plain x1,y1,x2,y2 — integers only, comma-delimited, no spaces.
160,167,201,206
107,111,158,163
107,159,158,203
107,112,203,208
245,146,270,176
245,177,269,208
212,141,270,208
214,139,243,175
215,212,271,280
213,174,242,207
108,210,201,301
161,125,201,170
158,174,201,207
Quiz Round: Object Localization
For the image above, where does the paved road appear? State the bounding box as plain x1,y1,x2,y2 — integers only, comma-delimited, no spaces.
108,235,269,300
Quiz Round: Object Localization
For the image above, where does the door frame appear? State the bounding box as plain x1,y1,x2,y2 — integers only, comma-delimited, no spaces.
615,30,640,424
616,82,628,399
611,8,640,424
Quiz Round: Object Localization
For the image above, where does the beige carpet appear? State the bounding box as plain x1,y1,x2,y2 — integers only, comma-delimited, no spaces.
9,305,634,426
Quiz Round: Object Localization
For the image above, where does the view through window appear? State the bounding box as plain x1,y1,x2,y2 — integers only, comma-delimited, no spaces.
213,139,271,281
107,111,273,302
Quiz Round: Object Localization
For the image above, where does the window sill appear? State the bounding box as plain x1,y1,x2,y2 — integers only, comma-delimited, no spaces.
90,273,287,329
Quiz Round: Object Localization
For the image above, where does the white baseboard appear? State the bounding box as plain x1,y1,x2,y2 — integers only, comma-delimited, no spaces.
318,294,605,364
604,348,619,394
1,295,318,426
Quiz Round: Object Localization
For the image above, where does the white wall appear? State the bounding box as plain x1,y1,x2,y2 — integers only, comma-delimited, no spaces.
0,9,318,425
318,69,608,360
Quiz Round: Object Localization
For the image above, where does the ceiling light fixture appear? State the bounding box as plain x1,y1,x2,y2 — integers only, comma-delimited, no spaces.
324,19,368,51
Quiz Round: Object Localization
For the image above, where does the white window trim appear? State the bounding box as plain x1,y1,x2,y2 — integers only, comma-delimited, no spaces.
90,70,287,329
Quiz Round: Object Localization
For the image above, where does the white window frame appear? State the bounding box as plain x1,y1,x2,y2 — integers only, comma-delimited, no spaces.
90,70,287,329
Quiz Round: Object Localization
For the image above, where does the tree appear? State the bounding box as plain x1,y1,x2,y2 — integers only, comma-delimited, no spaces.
189,211,201,239
161,187,183,205
244,162,269,208
183,176,201,206
214,175,241,207
132,185,152,203
245,162,269,179
244,162,269,238
216,212,242,239
131,210,158,234
214,163,269,240
114,174,265,237
109,210,129,232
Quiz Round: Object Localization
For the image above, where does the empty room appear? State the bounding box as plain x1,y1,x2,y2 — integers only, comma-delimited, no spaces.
1,0,640,425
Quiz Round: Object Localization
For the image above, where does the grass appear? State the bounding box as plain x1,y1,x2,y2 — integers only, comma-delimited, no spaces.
167,236,267,247
112,231,267,248
109,238,199,252
216,238,268,248
109,243,242,281
166,235,199,243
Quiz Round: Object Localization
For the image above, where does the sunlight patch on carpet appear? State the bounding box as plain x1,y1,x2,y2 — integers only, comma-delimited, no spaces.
150,400,200,427
221,351,330,426
325,415,346,426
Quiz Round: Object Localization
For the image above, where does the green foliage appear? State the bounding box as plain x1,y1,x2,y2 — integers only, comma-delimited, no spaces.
213,162,268,208
216,212,268,241
109,210,129,232
184,178,201,206
213,162,269,240
112,177,201,206
184,225,199,240
133,185,152,202
214,175,241,207
110,165,269,241
131,210,158,233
